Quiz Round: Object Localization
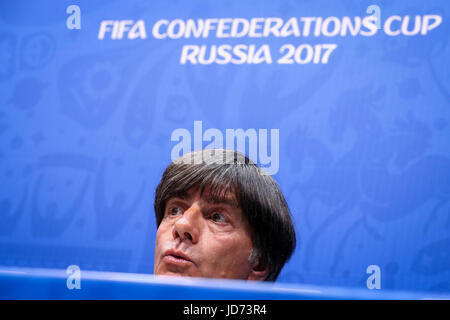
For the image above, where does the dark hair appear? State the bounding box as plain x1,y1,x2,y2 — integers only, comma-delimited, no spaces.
154,149,296,281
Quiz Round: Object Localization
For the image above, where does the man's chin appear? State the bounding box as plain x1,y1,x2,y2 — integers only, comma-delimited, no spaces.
155,270,193,278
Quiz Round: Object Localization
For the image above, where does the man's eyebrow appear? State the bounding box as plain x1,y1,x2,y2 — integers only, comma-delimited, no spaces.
167,193,190,202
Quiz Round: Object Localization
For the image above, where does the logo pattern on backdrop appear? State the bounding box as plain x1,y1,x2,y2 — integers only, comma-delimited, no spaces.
0,0,449,292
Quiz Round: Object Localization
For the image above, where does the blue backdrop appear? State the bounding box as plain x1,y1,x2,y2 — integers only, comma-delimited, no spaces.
0,0,449,294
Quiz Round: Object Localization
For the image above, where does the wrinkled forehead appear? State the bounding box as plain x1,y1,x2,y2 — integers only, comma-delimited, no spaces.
172,184,241,209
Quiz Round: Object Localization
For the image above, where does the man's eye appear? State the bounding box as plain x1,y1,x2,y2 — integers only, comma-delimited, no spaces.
169,206,183,216
211,212,226,223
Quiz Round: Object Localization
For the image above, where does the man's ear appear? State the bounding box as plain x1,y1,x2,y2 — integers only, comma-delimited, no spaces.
247,257,269,281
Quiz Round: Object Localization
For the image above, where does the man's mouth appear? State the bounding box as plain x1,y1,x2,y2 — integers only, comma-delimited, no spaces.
163,249,193,265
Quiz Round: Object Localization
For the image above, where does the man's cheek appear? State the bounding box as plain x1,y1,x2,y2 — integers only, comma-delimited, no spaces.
154,231,165,270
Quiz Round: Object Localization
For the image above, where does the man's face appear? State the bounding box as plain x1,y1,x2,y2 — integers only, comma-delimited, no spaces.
154,186,263,280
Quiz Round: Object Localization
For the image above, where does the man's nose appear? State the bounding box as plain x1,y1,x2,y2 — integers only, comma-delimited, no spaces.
172,205,201,243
